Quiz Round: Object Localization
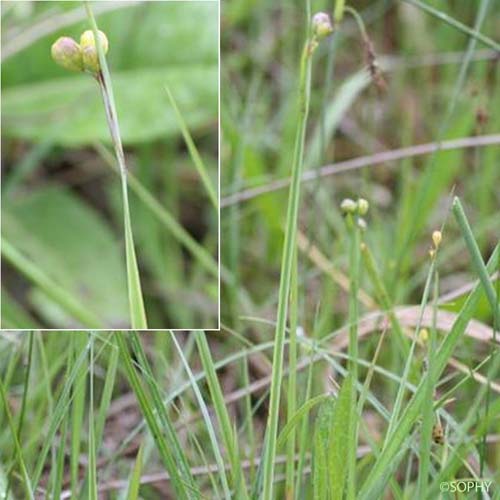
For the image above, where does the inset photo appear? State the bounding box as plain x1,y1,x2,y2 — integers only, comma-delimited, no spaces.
1,1,219,330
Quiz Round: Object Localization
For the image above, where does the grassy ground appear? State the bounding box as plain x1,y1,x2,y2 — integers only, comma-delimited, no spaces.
1,0,500,498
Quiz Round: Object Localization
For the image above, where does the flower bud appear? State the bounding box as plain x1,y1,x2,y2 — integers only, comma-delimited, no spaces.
419,328,429,343
357,218,367,231
357,198,369,215
432,230,442,249
80,30,109,73
340,198,357,214
312,12,333,40
51,37,84,72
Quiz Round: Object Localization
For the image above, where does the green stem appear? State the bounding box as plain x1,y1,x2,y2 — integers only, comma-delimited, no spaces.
346,214,361,499
334,0,346,23
285,250,299,497
88,336,98,500
343,6,368,40
261,38,314,500
84,1,147,329
417,269,439,497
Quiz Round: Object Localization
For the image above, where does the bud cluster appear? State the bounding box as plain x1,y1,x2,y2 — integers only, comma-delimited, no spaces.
51,30,108,74
340,197,369,231
340,198,369,215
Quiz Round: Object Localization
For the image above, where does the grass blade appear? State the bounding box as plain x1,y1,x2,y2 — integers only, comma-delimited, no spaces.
31,337,91,489
172,332,231,499
452,196,499,318
195,331,249,497
0,238,102,328
70,333,87,497
312,397,335,499
329,374,353,500
51,410,69,500
165,85,218,209
4,332,34,500
403,0,500,51
88,336,98,500
277,394,330,451
0,377,34,500
116,332,199,499
126,444,144,500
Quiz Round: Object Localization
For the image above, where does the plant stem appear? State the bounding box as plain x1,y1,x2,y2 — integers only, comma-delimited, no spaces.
417,268,439,498
285,251,299,497
346,214,361,499
334,0,346,23
261,35,314,499
84,1,147,329
343,6,368,41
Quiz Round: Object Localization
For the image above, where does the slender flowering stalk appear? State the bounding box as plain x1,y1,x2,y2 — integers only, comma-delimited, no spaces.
341,197,368,499
261,11,333,499
84,2,147,328
50,3,147,328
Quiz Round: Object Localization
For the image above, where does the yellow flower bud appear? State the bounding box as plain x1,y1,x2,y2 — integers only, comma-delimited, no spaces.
357,198,369,215
80,30,109,73
432,230,442,249
419,328,429,343
51,37,84,72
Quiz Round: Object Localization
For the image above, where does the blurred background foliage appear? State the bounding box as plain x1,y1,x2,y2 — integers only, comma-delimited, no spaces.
1,0,219,329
